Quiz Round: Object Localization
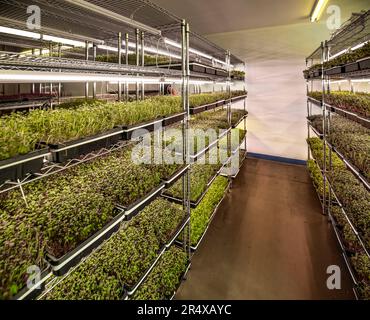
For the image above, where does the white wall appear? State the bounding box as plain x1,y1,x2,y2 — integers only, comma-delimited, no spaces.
246,58,308,159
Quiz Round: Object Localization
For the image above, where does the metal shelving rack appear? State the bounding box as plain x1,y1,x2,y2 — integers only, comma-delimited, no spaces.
305,10,370,300
0,0,246,300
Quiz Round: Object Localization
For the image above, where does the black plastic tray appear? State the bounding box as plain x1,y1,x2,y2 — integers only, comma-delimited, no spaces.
163,112,185,126
46,207,125,276
328,106,370,129
116,183,165,221
314,70,322,77
216,69,228,77
49,128,122,163
122,118,163,140
170,261,191,300
325,66,344,75
358,57,370,71
124,216,189,296
216,100,225,107
163,170,220,208
162,166,188,188
191,64,206,74
205,67,216,75
345,62,359,73
205,102,218,111
190,104,207,115
0,147,49,184
13,268,51,300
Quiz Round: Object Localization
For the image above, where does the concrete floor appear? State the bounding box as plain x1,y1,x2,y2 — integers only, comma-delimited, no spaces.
176,157,354,300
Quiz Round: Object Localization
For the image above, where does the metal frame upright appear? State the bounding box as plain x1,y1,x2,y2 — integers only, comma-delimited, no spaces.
181,20,192,262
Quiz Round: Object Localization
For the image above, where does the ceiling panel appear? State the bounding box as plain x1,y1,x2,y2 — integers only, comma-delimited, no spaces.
151,0,316,35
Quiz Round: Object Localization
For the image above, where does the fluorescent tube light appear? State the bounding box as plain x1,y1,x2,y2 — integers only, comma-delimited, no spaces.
310,0,328,22
329,80,348,84
351,79,370,83
0,26,40,39
98,44,135,55
164,38,232,66
42,35,86,47
329,49,348,60
164,38,181,49
351,41,369,51
97,45,118,52
142,46,181,60
0,70,163,83
0,26,101,48
122,41,181,60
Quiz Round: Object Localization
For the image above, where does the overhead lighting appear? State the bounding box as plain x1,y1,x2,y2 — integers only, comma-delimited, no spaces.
164,38,232,67
329,80,348,84
0,16,103,44
0,26,40,39
0,70,222,85
0,26,101,48
141,46,181,60
166,78,215,85
98,44,135,55
351,79,370,83
310,0,329,22
65,0,161,36
123,41,181,60
97,45,119,52
0,70,163,83
351,41,369,51
42,35,86,47
329,49,348,60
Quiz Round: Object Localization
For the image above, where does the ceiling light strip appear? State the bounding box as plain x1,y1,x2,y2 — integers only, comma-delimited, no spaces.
310,0,328,22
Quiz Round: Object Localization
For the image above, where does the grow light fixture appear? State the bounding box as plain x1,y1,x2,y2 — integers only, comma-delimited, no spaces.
329,80,347,84
97,45,119,52
0,26,97,48
329,49,348,61
65,0,161,36
0,70,166,83
351,41,369,51
121,40,182,60
0,26,39,39
310,0,328,22
108,78,224,85
164,38,232,67
42,35,86,48
351,79,370,83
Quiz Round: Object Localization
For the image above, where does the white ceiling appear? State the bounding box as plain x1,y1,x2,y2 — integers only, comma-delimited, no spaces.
152,0,369,35
152,0,315,34
151,0,370,62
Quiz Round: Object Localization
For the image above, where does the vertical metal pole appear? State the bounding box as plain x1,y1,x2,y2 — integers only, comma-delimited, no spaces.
306,59,310,161
243,90,247,156
31,48,35,94
181,20,187,254
181,20,191,261
39,46,43,93
49,43,53,96
141,31,145,100
135,29,140,101
125,33,129,101
118,32,122,102
322,41,327,215
92,44,97,99
58,43,62,104
185,22,191,261
85,41,89,98
226,51,232,185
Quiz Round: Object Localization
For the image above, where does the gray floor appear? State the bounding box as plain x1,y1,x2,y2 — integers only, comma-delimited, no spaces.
176,157,354,300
